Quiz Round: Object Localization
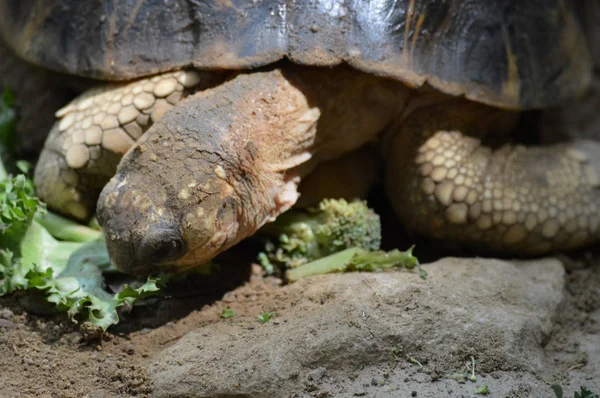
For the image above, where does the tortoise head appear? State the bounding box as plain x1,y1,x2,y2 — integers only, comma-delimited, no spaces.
96,92,254,276
97,69,318,275
96,118,247,276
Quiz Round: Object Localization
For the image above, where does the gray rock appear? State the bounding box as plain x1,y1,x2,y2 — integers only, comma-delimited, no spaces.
150,257,565,398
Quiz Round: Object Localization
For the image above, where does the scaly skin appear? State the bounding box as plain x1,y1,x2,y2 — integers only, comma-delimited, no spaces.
385,98,600,254
34,69,225,219
34,65,600,273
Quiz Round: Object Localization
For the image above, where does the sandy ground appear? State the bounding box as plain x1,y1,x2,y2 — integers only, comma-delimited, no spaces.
0,241,598,398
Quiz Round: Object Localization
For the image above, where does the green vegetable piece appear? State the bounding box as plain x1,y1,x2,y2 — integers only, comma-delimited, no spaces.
285,246,419,282
259,199,382,270
469,356,477,382
475,385,489,395
257,311,274,323
552,385,564,398
220,307,236,319
35,211,102,242
28,238,163,330
575,387,599,398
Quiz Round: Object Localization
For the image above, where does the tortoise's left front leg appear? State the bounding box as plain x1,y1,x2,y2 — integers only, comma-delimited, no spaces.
34,70,219,220
385,99,600,254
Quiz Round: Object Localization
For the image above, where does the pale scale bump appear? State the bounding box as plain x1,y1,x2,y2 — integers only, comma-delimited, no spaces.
492,212,502,224
541,219,559,239
432,155,445,166
100,115,120,130
58,113,75,132
93,112,106,124
72,130,85,144
178,70,202,87
132,85,143,95
107,103,121,115
166,91,183,105
118,105,140,125
445,203,468,224
65,145,90,169
136,114,150,127
421,178,435,195
143,82,154,93
434,182,454,206
466,190,479,205
538,209,549,223
133,92,155,110
85,126,103,145
89,146,101,160
55,104,74,118
121,94,134,106
452,186,469,202
102,128,135,154
482,199,493,213
476,214,492,230
584,166,600,187
81,117,93,130
557,212,568,225
430,167,447,182
215,165,227,179
154,78,178,98
61,169,79,186
503,224,527,244
420,163,433,176
123,122,143,139
566,148,588,162
502,211,517,224
151,99,173,122
469,202,482,219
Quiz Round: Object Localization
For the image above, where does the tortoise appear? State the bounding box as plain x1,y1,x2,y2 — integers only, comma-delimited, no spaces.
0,0,598,275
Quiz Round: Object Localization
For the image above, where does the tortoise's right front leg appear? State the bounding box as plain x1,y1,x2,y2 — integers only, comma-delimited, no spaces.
34,70,217,219
385,99,600,254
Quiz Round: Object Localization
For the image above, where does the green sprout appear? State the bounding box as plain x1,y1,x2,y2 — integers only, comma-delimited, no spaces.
220,307,236,319
257,311,274,323
475,385,489,395
469,356,477,382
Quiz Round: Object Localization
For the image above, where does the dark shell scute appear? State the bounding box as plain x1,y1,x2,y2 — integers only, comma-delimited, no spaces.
0,0,592,109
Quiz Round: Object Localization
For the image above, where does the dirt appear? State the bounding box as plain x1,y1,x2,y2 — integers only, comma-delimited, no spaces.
0,243,598,398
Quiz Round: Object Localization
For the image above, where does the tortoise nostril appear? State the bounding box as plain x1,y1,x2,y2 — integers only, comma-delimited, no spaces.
137,227,186,264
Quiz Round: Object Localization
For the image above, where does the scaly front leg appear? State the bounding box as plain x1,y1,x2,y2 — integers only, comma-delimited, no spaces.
34,70,219,219
385,99,600,254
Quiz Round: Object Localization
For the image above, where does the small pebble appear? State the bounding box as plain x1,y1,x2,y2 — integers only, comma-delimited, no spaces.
0,308,13,319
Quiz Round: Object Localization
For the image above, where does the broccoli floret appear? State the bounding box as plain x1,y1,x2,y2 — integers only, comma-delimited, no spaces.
258,199,382,271
258,198,423,282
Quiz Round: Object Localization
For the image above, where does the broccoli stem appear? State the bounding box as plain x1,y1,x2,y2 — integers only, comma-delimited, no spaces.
285,246,421,282
285,247,362,282
35,212,102,242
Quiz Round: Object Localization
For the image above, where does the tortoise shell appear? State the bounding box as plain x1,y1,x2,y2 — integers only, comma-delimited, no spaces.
0,0,592,109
